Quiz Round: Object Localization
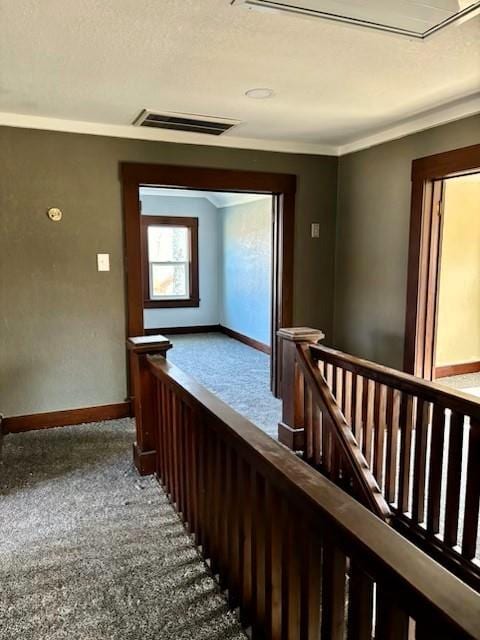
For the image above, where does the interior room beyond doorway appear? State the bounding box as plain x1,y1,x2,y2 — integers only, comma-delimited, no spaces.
140,186,274,353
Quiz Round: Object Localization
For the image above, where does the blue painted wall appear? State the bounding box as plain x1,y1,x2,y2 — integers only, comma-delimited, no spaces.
219,198,272,346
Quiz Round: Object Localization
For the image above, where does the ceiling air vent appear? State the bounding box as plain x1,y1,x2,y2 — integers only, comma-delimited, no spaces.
232,0,480,39
133,110,240,136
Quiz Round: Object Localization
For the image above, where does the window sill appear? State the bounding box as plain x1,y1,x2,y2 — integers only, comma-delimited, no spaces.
144,298,200,309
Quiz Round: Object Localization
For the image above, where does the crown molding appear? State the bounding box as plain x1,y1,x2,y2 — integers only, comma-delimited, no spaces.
0,111,337,157
0,93,478,158
338,92,480,155
140,186,269,208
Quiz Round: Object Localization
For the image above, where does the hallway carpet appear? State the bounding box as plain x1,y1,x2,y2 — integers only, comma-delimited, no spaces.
166,332,282,439
0,419,247,640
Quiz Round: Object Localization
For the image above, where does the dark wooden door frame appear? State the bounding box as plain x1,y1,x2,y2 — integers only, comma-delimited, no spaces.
404,143,480,379
121,162,296,397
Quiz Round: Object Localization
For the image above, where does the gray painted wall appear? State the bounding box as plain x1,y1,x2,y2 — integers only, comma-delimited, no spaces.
334,114,480,369
219,198,273,345
0,125,337,417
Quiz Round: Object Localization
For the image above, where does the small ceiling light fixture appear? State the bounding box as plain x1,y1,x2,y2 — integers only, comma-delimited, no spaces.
245,87,275,99
232,0,480,39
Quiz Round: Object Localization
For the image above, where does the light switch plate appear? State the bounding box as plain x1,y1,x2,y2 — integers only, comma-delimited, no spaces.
97,253,110,272
311,223,320,238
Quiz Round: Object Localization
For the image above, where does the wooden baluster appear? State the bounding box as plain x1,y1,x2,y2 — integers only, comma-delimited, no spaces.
188,406,199,542
240,459,253,627
350,373,358,437
182,403,192,533
330,418,341,482
331,365,337,398
178,400,186,515
282,513,301,640
326,366,340,481
312,407,322,467
344,370,353,424
337,369,346,482
373,383,387,489
163,386,172,496
228,449,241,608
335,367,343,410
209,435,221,577
462,418,480,560
362,379,375,467
252,472,267,634
322,410,332,476
299,531,322,640
172,394,180,507
326,363,334,389
162,384,170,490
375,590,409,639
305,384,313,462
398,395,415,515
385,388,401,505
321,538,346,640
427,405,446,535
209,429,218,569
177,400,186,517
168,388,176,499
220,440,231,585
266,486,283,639
317,359,325,377
353,375,364,446
412,399,431,524
444,411,465,547
155,380,165,480
197,417,207,556
347,563,374,640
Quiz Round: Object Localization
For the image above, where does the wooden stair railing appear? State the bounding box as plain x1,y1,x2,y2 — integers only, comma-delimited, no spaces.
295,342,391,521
131,345,479,640
279,329,480,592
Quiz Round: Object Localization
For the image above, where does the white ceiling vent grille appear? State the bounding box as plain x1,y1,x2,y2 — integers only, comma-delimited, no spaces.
133,110,240,136
232,1,480,39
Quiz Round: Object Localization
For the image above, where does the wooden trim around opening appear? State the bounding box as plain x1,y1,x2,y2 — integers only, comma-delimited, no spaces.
434,361,480,379
2,402,131,434
122,162,296,397
220,325,271,354
404,143,480,379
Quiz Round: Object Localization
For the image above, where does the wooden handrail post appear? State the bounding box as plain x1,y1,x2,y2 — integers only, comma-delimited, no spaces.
277,327,324,450
127,335,172,475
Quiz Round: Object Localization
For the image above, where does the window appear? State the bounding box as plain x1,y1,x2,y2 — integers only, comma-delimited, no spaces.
142,216,199,308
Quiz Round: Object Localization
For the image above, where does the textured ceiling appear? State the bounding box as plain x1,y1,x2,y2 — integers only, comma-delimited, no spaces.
0,0,478,153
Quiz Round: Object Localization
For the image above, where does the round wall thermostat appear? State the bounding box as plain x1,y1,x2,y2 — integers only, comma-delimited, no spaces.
47,207,63,222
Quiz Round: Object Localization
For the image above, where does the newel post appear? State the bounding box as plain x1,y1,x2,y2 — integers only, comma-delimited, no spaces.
277,327,325,450
127,335,172,476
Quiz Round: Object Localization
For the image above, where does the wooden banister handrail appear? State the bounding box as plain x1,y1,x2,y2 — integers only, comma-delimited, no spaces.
308,339,480,591
147,354,480,639
310,343,480,420
295,343,391,521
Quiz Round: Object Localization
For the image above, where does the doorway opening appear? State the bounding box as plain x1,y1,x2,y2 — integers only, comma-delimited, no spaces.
433,173,480,397
121,163,296,402
404,144,480,395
